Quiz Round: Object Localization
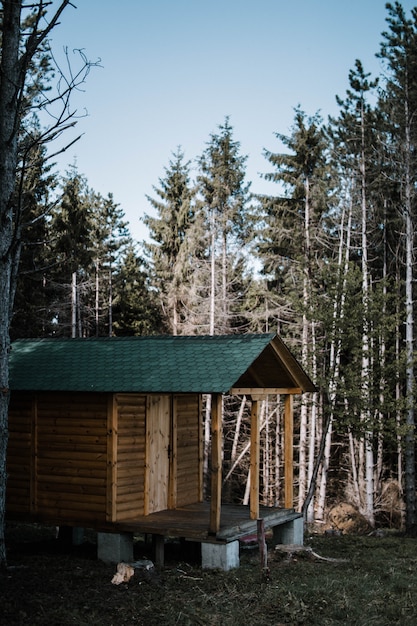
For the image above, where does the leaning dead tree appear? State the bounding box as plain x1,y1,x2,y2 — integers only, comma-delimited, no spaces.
0,0,98,567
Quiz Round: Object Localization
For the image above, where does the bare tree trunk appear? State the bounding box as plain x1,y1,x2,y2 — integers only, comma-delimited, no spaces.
298,176,311,509
404,114,415,532
316,197,352,520
275,397,281,506
95,261,99,336
348,428,361,506
306,322,318,522
108,266,113,337
0,0,24,566
359,97,374,527
71,271,77,338
0,0,92,566
231,395,246,464
395,283,404,526
263,399,269,505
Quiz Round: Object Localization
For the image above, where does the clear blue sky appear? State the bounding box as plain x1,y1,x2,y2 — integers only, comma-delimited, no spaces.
47,1,416,242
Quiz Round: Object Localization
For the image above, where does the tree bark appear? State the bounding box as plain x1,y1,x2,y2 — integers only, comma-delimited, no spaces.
0,0,24,567
0,0,79,566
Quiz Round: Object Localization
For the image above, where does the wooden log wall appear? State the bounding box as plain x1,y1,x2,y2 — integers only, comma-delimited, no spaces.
35,392,108,523
8,390,203,527
111,394,146,521
7,393,33,514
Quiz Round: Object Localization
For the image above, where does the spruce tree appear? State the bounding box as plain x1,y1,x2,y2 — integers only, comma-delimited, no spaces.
90,191,131,336
143,148,196,334
377,1,417,534
196,117,252,335
112,244,164,336
255,107,329,510
49,166,94,336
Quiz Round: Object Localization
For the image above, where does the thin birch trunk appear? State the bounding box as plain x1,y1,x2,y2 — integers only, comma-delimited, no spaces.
275,396,281,506
349,427,361,506
298,176,311,509
264,399,269,505
316,195,352,520
306,321,318,522
359,96,374,526
404,105,416,532
95,261,99,336
231,395,246,464
71,271,77,338
204,210,216,493
108,266,113,337
395,276,404,525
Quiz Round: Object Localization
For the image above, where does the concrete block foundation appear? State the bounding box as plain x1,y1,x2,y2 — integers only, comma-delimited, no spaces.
201,540,240,570
97,532,134,563
272,515,304,546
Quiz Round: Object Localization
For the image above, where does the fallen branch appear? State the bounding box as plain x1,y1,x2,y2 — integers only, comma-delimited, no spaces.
275,544,348,563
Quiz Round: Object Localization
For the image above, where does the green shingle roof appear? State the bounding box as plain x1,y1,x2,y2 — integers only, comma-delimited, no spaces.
9,334,315,394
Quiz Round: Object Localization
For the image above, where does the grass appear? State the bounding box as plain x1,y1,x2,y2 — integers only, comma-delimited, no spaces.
1,523,417,624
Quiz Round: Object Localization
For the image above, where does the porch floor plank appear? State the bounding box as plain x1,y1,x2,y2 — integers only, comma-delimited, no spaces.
115,502,301,543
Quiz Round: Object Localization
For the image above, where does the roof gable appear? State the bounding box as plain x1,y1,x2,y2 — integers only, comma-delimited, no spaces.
9,334,315,394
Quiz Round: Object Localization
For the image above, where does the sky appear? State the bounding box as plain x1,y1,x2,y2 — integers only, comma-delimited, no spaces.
46,0,417,243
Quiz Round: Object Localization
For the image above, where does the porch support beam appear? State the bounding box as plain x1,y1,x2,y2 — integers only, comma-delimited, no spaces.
284,394,294,508
250,399,260,519
209,393,223,534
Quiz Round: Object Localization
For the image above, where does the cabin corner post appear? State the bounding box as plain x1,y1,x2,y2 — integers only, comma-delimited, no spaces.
209,393,223,534
30,393,38,515
250,398,260,520
284,394,294,509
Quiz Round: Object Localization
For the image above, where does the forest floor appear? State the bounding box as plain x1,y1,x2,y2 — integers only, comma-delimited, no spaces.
1,521,417,625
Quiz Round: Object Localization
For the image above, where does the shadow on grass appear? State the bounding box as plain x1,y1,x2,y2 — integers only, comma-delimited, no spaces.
2,523,417,625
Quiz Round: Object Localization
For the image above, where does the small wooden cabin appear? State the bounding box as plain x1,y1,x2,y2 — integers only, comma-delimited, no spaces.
7,334,315,568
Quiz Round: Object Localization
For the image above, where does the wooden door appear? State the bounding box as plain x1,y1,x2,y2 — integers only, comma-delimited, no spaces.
146,395,171,514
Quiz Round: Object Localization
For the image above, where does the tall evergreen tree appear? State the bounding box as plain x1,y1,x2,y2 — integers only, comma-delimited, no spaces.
10,124,58,339
255,107,329,511
378,1,417,534
196,117,251,335
90,191,131,336
143,148,196,334
327,61,381,525
112,244,164,336
49,166,94,336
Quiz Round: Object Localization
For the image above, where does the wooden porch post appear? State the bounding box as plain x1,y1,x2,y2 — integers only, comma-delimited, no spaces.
209,393,223,534
284,394,294,509
250,398,260,519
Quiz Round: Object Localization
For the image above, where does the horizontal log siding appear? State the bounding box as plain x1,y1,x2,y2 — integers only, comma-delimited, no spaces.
35,392,108,523
176,394,201,506
114,394,146,520
7,393,33,513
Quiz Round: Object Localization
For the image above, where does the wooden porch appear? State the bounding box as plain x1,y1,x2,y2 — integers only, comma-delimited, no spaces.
115,502,301,542
104,502,302,568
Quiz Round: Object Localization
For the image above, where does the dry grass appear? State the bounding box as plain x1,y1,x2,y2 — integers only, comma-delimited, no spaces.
1,522,417,625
